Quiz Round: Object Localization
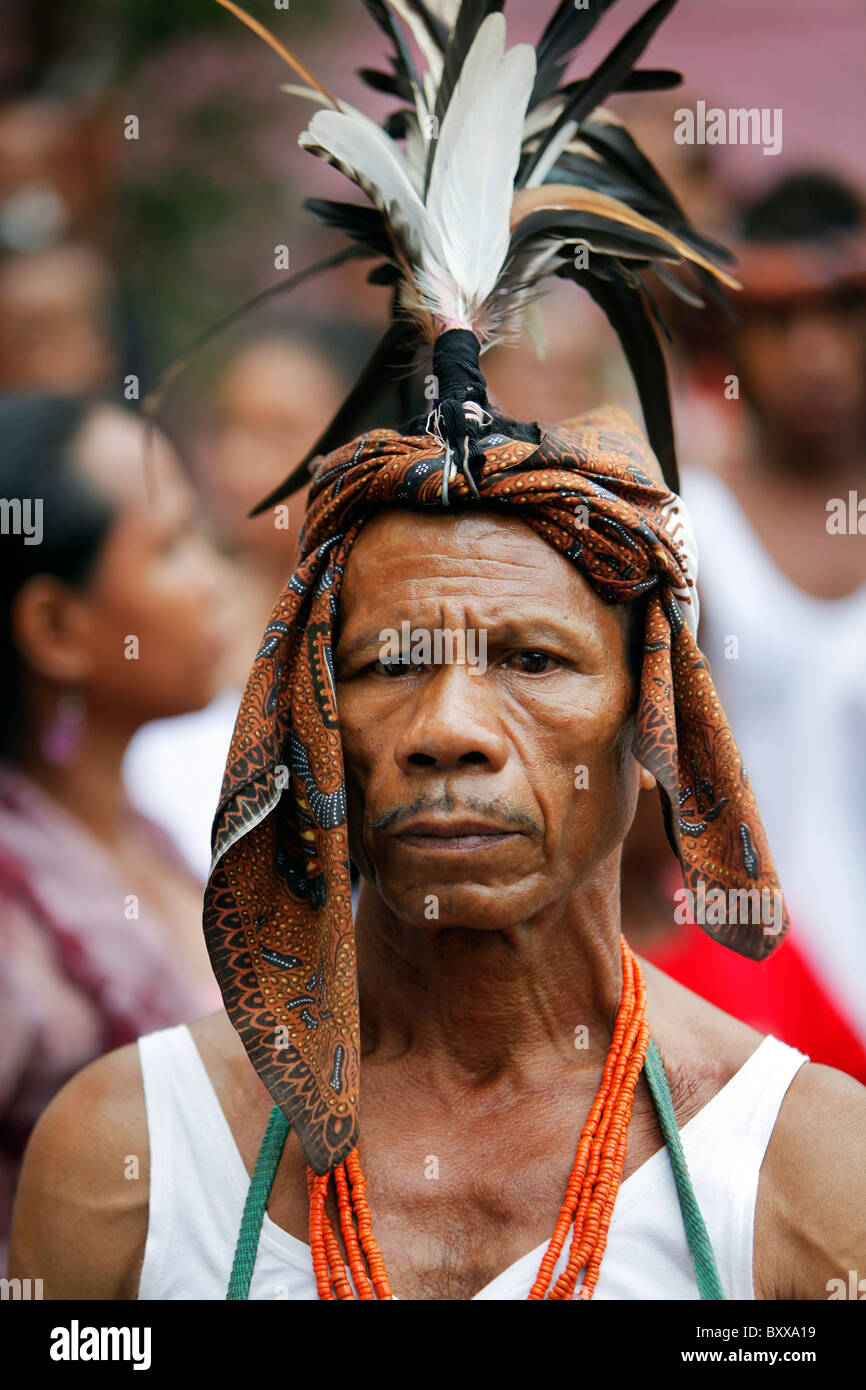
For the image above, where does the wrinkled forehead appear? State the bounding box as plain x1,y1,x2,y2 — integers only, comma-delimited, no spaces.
336,504,628,643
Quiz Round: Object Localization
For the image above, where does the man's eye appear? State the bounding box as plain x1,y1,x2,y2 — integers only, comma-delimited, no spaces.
373,656,417,677
511,650,556,674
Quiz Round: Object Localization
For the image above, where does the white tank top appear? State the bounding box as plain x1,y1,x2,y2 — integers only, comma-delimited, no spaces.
682,468,866,1042
136,1023,806,1301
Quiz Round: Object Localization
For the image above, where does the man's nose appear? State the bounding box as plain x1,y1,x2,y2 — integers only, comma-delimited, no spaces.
393,666,509,774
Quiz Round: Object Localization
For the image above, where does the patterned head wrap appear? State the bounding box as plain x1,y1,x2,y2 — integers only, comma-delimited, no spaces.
203,404,789,1174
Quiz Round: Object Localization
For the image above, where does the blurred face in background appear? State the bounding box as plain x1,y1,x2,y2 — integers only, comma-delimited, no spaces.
204,335,346,571
734,286,866,442
0,95,108,246
0,244,116,394
12,407,230,745
71,407,229,723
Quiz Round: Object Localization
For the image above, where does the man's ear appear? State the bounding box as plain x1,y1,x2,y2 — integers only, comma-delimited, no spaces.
10,575,95,685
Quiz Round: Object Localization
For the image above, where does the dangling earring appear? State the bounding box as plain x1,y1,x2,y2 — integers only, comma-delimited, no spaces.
40,691,88,766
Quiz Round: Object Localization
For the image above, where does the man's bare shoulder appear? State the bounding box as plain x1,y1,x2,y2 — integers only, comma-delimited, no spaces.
756,1060,866,1299
188,1011,291,1171
9,1034,149,1298
9,1014,232,1299
641,957,767,1113
645,959,866,1298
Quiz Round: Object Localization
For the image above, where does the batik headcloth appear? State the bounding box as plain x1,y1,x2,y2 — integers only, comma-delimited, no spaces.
204,404,788,1174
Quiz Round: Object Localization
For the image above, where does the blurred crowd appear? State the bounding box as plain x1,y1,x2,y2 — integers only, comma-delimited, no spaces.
1,0,865,1274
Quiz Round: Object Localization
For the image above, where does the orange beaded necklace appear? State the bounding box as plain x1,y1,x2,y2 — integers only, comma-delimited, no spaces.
305,935,649,1301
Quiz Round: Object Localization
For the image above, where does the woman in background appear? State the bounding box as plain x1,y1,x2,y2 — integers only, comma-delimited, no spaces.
0,394,226,1268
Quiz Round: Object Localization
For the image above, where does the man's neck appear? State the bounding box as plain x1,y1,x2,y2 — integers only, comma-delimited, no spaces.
354,858,625,1091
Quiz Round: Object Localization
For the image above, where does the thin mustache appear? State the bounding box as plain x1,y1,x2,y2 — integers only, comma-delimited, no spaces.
371,793,540,835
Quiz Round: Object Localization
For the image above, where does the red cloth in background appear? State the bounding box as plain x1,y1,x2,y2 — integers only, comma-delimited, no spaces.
644,879,866,1084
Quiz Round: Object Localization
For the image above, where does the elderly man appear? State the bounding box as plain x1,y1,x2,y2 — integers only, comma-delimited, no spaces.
10,388,866,1301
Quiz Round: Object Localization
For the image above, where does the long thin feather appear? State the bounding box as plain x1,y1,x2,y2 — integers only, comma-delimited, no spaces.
507,209,682,263
578,118,736,282
650,261,705,309
214,0,337,106
391,0,449,50
530,0,618,111
362,0,430,136
249,319,419,514
550,146,727,264
561,261,679,490
143,245,363,418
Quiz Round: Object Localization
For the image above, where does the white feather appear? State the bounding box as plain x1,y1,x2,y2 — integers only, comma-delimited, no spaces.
299,108,447,272
424,14,536,328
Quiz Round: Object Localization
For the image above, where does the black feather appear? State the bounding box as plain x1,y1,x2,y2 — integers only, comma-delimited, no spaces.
357,66,413,101
541,68,682,112
579,121,734,262
550,149,728,291
249,319,419,515
530,0,618,111
362,0,427,112
520,0,679,187
542,148,671,211
636,268,675,342
399,0,449,53
617,67,681,92
144,245,364,418
558,261,679,491
507,207,680,264
575,121,735,312
303,197,393,257
650,261,705,309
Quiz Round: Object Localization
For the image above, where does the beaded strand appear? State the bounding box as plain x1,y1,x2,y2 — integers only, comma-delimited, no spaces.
307,935,649,1301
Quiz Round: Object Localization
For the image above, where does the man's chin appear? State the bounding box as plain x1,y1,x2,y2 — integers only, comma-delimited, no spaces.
368,875,545,934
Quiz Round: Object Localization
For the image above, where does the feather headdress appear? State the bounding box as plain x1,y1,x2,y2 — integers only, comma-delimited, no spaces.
211,0,737,503
198,3,796,1184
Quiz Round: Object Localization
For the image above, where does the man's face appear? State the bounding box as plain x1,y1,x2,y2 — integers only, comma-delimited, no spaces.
734,288,866,440
334,509,643,932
